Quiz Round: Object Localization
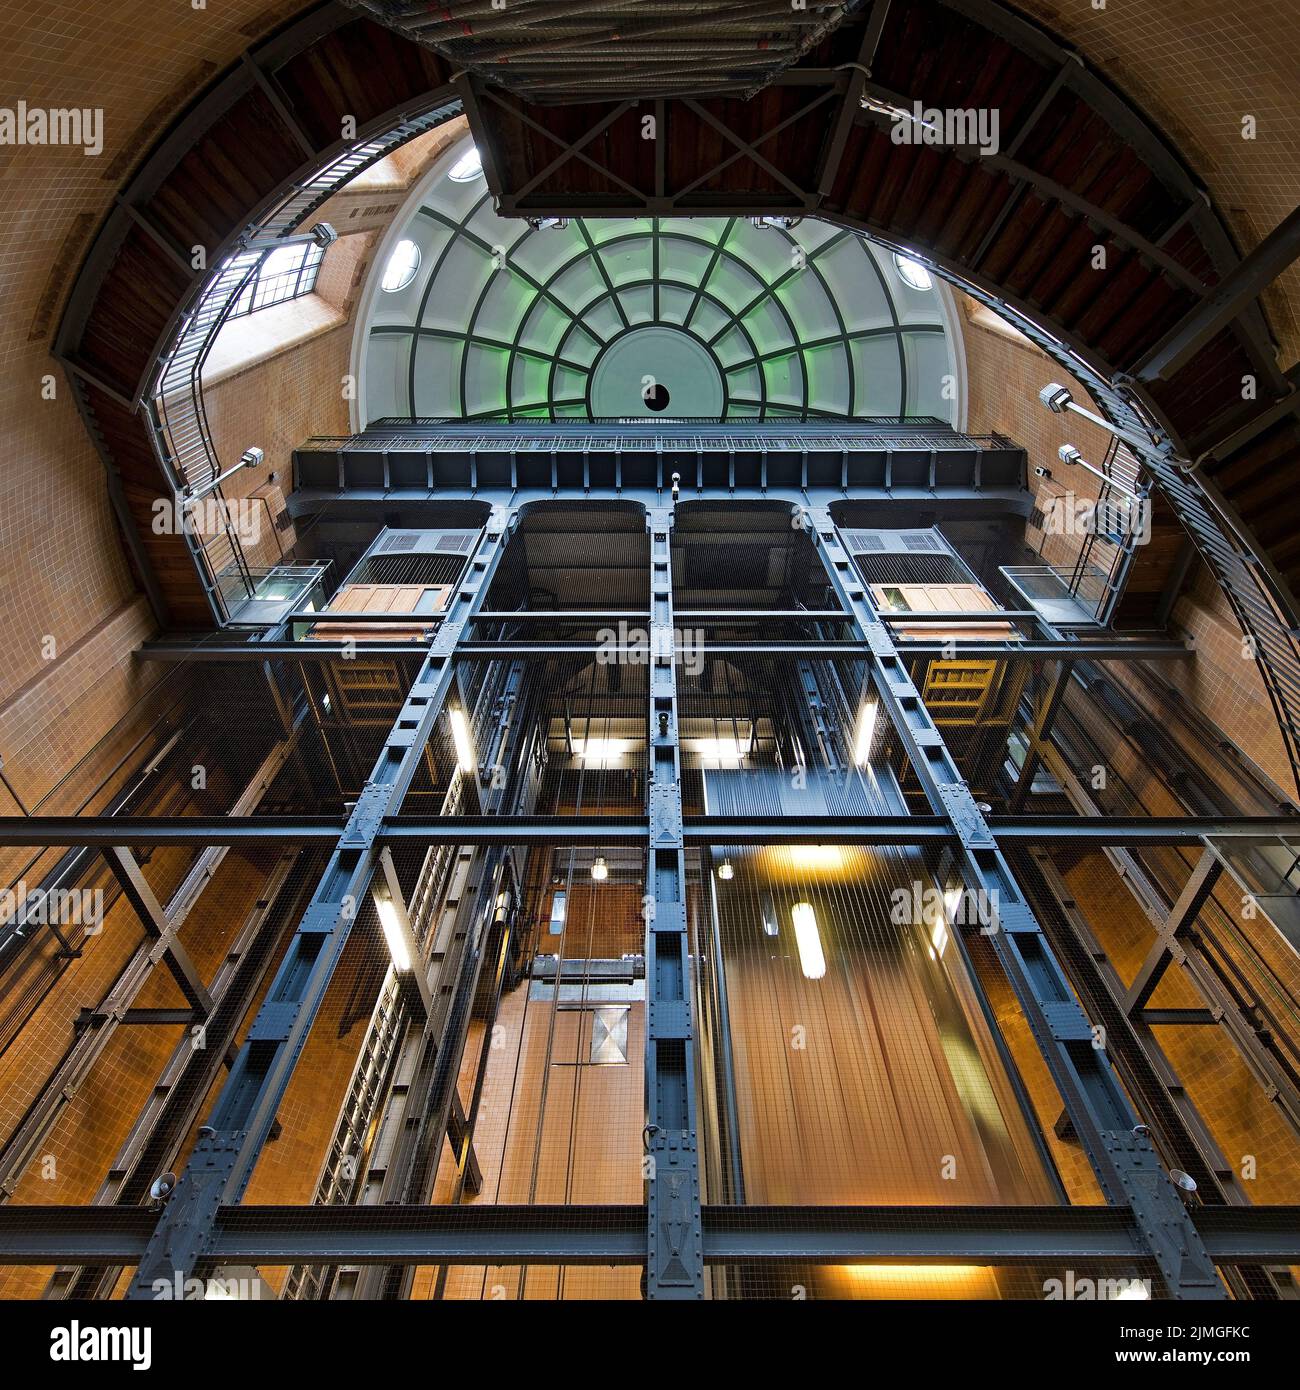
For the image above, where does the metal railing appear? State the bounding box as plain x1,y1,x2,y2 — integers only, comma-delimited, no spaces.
143,101,463,623
1067,436,1149,624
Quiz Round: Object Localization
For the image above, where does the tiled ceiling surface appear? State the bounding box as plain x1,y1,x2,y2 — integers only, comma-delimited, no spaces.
0,0,1293,698
1017,0,1300,363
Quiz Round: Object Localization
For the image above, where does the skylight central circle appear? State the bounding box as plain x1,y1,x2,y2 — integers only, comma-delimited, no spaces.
589,327,723,419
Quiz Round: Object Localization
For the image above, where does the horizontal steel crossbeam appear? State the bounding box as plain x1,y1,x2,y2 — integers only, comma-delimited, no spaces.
137,639,1189,662
3,1203,1297,1266
2,815,1295,849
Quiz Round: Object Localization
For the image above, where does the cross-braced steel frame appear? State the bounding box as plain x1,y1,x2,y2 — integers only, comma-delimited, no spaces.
5,497,1300,1299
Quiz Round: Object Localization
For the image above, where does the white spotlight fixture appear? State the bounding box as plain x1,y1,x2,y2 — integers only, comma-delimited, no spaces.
375,897,411,973
449,708,476,775
853,700,879,767
575,737,625,764
791,902,827,980
717,859,735,881
591,855,609,882
1039,383,1074,414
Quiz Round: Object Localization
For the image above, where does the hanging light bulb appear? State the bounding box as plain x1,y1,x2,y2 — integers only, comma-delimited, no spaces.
591,855,609,882
853,700,878,767
717,858,734,881
449,707,476,775
791,902,826,980
375,897,411,972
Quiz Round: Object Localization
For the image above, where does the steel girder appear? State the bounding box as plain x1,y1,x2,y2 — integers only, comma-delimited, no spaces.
137,639,1190,662
805,505,1225,1299
3,815,1297,850
123,511,518,1299
643,505,705,1298
4,1203,1299,1267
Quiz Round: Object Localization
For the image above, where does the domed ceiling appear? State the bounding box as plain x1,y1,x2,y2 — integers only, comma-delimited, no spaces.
356,142,963,426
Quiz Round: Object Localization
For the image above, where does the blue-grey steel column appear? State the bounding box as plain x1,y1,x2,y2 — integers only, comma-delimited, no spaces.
804,506,1224,1301
644,506,704,1298
126,508,518,1298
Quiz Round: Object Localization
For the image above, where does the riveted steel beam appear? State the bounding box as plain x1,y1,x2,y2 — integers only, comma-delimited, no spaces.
124,510,518,1299
643,504,704,1298
804,504,1225,1299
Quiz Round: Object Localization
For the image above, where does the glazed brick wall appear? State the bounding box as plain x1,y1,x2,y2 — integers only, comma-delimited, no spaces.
959,293,1112,572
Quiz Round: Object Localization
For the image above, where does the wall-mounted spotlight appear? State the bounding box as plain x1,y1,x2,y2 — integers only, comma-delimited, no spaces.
1038,381,1163,473
1060,444,1144,501
1039,383,1074,415
525,216,569,230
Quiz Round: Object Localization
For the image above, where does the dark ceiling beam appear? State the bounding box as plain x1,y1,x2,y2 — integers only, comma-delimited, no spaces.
1135,205,1300,383
849,95,1209,296
815,0,891,197
103,847,213,1017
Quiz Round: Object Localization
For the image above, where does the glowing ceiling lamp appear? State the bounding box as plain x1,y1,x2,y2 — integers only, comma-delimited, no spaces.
791,902,826,980
575,737,626,763
375,897,411,973
717,858,735,881
449,708,476,775
789,845,845,871
591,855,609,882
853,700,878,767
693,735,751,767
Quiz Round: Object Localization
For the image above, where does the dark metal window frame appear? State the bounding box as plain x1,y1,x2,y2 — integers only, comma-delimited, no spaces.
226,241,325,320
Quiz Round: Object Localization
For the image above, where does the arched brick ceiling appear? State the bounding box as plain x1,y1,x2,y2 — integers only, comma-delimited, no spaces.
26,1,1300,634
1012,0,1300,362
4,1,1294,384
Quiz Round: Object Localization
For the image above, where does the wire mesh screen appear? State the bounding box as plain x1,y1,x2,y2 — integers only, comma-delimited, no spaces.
5,499,1300,1305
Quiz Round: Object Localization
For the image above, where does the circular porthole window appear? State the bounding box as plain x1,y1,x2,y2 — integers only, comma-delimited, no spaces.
381,239,421,293
448,147,484,183
893,252,933,291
